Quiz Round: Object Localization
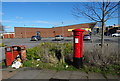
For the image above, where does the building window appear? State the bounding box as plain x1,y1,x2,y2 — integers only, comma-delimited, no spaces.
36,31,40,36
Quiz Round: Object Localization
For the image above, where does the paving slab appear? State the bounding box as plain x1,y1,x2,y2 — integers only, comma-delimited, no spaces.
5,68,119,80
2,67,19,79
10,70,42,79
0,62,2,80
35,69,56,79
52,71,72,79
0,70,2,81
70,71,88,79
88,72,106,79
106,75,120,81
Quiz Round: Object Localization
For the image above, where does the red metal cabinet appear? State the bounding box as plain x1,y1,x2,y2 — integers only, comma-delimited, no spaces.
12,46,20,60
20,46,26,61
5,47,14,66
5,45,26,66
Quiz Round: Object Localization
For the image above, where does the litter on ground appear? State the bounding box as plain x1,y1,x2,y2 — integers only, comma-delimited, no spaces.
11,58,23,69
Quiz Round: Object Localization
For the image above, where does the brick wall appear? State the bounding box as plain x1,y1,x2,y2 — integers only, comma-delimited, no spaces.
3,34,15,38
14,23,96,38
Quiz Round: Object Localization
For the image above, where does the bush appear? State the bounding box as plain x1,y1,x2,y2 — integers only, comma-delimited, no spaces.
26,42,73,64
83,45,120,67
83,44,120,75
0,43,4,47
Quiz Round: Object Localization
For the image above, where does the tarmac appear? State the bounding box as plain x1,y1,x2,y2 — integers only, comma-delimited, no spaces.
1,67,120,81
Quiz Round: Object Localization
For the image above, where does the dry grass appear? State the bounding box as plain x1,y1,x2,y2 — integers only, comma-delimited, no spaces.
83,43,120,67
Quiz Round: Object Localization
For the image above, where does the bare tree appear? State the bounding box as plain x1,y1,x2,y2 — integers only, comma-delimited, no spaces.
72,1,119,48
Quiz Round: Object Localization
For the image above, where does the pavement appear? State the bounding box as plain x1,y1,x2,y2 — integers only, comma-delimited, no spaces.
1,67,120,80
0,39,4,63
0,47,5,63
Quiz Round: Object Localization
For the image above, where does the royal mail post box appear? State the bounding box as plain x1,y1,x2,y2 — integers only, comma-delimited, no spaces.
72,29,85,69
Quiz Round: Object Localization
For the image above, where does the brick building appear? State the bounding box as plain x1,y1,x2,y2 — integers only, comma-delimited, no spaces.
14,22,96,38
3,32,15,39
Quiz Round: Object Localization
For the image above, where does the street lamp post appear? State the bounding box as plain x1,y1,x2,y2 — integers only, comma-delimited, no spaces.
62,22,64,37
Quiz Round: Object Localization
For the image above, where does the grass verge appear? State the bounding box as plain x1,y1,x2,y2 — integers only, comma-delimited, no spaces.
23,60,120,75
23,60,78,71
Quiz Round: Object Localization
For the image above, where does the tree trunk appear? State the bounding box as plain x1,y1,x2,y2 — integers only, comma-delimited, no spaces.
101,21,105,55
101,21,104,48
101,1,105,48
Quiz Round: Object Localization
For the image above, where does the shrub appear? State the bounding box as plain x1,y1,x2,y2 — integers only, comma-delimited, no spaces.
83,44,120,75
26,42,73,64
83,45,120,67
0,43,4,47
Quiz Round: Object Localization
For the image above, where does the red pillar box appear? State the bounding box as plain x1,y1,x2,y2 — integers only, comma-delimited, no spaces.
72,29,85,69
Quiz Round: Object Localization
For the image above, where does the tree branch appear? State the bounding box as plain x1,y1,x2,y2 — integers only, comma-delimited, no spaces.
90,6,102,20
105,2,118,16
105,9,118,22
81,11,99,22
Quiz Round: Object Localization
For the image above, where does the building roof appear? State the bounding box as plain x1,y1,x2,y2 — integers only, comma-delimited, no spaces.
15,22,96,29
